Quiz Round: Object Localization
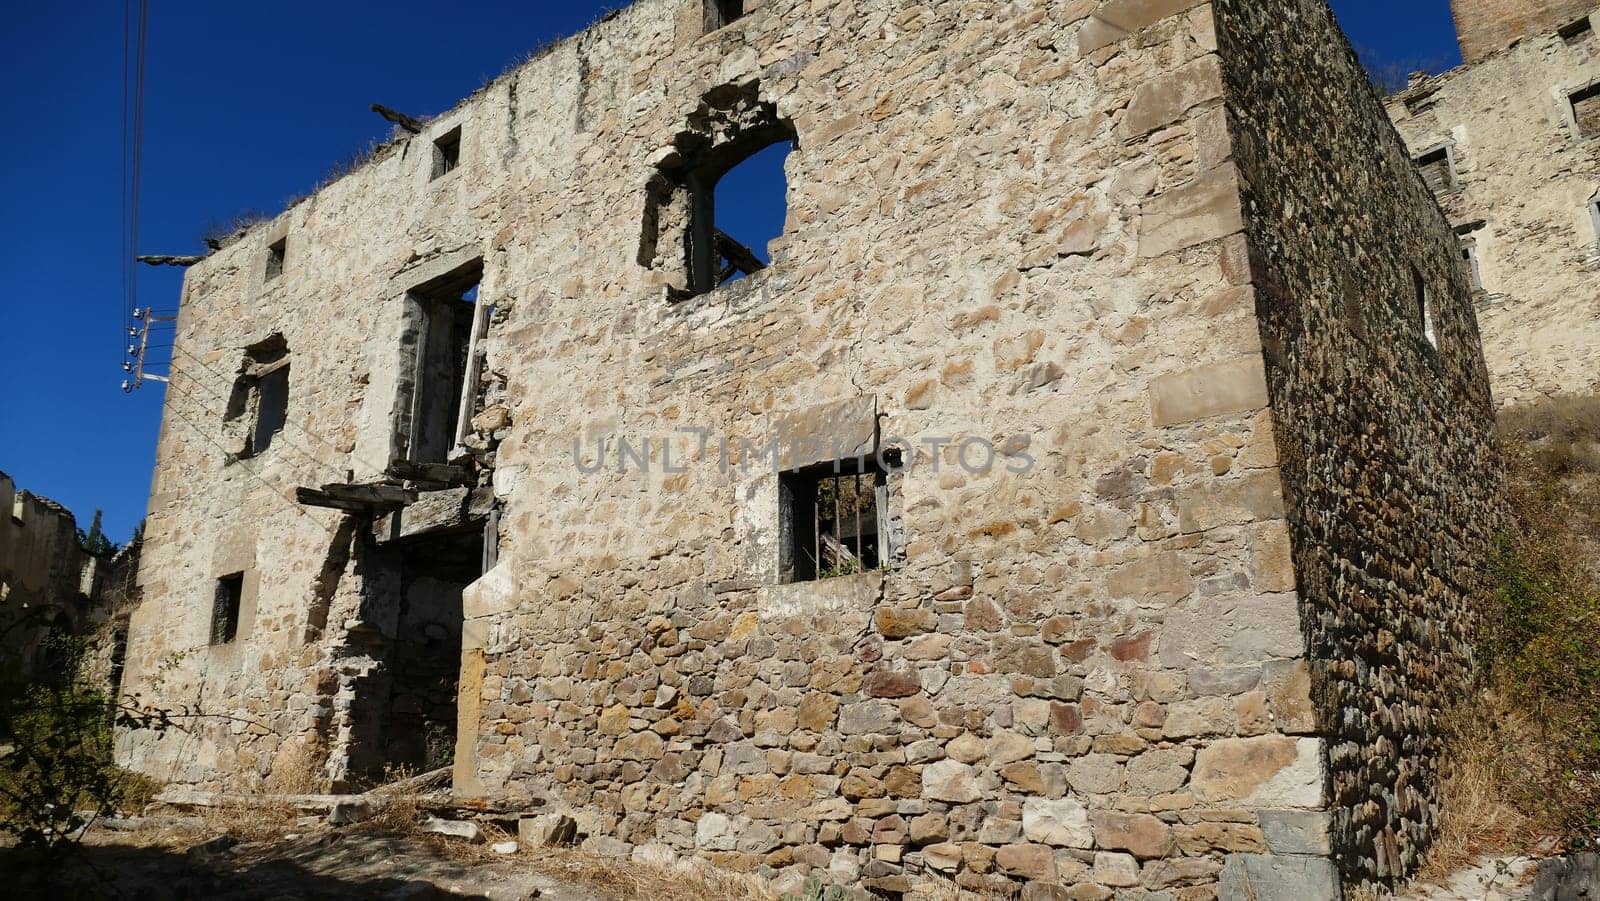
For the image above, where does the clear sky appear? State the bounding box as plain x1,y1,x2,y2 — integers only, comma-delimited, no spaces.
0,1,1463,545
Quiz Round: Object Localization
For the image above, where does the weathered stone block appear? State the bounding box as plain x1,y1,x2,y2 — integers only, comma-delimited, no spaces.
1151,358,1270,428
1191,737,1324,808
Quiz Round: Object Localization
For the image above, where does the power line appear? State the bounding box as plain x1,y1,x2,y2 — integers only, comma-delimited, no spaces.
164,343,394,475
156,386,339,535
163,364,356,482
119,0,150,375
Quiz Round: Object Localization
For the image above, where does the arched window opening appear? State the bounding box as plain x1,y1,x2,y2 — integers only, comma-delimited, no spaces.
713,142,793,289
641,81,798,301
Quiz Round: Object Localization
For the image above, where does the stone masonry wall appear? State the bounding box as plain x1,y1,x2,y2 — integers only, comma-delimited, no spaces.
1387,7,1600,407
1214,0,1505,893
1451,0,1597,63
457,0,1334,896
118,0,1507,897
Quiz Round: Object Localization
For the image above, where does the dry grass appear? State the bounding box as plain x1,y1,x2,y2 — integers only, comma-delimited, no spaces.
198,738,329,842
487,844,778,901
1420,699,1538,880
1419,395,1600,876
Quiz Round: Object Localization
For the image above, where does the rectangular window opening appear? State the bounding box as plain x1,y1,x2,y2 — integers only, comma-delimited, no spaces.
265,238,286,282
229,337,290,460
253,364,290,456
400,261,483,466
211,573,243,645
1460,240,1483,292
1414,268,1439,351
1571,83,1600,137
780,452,898,584
705,0,746,32
1559,17,1593,42
1414,145,1456,193
1589,200,1600,252
432,127,462,179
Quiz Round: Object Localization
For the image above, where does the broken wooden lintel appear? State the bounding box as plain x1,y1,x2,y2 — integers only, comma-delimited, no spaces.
372,486,494,544
387,459,473,487
371,103,425,135
297,483,417,514
138,254,208,268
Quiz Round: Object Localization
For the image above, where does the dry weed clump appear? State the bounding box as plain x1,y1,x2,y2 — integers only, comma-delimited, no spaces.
517,845,778,901
1427,395,1600,871
199,737,329,842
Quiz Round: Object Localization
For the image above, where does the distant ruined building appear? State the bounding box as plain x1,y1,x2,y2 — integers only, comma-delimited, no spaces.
111,0,1593,898
1390,2,1600,406
0,471,139,693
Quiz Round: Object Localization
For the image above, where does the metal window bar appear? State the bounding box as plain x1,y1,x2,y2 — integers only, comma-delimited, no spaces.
810,469,881,579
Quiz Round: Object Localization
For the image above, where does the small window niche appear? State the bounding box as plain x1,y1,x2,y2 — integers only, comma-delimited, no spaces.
432,126,462,180
1571,83,1600,138
1455,221,1486,293
1588,196,1600,253
265,237,286,282
396,259,484,466
211,573,244,645
780,451,899,584
642,82,797,301
1414,268,1439,351
1559,16,1594,44
225,335,290,459
1414,144,1457,193
1460,238,1484,292
704,0,746,33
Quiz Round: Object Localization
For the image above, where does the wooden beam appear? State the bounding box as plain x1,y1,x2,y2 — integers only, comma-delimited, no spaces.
137,254,207,268
715,230,767,280
297,483,417,513
387,459,473,487
371,103,425,135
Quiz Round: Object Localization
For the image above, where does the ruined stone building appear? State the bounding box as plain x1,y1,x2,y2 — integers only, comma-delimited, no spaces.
117,0,1509,897
0,471,139,690
1388,3,1600,406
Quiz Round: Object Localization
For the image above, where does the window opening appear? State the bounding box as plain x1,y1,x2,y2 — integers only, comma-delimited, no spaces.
433,127,462,179
780,452,898,583
1414,268,1438,350
644,83,797,301
226,335,290,459
1414,145,1456,192
1572,83,1600,137
1559,17,1594,42
400,261,482,465
265,238,286,282
1589,197,1600,252
211,573,244,645
704,0,746,32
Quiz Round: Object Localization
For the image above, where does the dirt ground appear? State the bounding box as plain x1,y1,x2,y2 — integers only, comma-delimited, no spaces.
1,818,775,901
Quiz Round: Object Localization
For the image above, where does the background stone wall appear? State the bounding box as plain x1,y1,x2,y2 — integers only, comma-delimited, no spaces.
1386,8,1600,407
1450,0,1597,63
1214,0,1505,892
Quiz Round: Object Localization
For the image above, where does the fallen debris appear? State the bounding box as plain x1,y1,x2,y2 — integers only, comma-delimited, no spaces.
418,816,482,843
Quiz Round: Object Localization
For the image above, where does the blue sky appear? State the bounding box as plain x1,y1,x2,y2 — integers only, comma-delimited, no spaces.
0,1,1462,544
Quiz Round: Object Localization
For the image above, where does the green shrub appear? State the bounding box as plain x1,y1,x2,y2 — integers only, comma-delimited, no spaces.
1479,399,1600,847
0,612,170,860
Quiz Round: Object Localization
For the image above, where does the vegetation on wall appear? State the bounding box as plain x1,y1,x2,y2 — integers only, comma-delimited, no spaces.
1436,397,1600,866
0,611,165,860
